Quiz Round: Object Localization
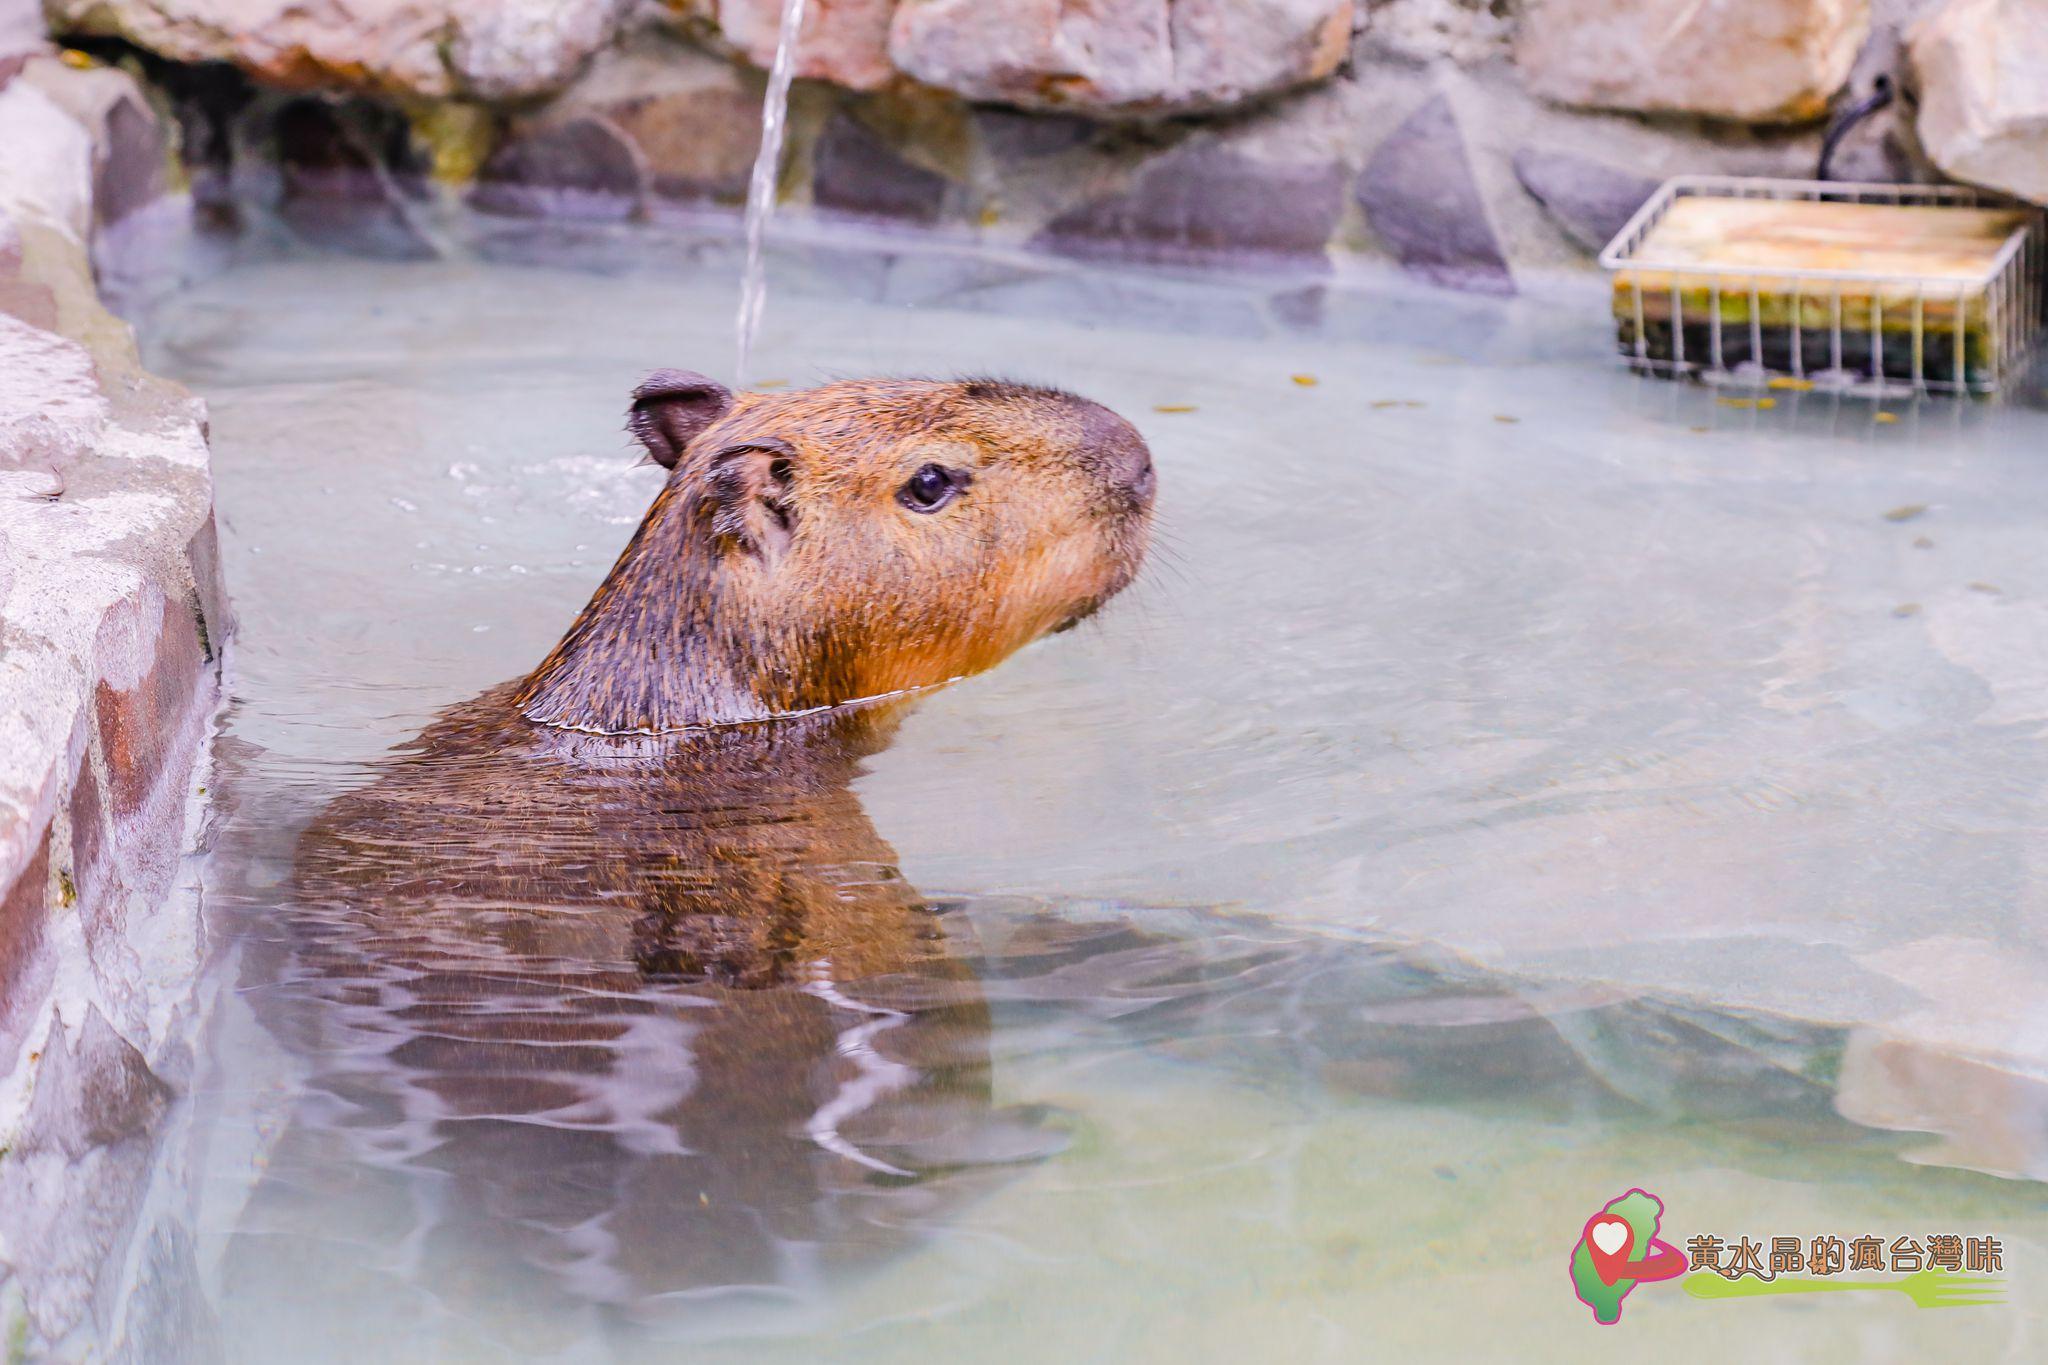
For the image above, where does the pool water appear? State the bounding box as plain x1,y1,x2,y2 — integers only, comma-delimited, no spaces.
133,217,2048,1360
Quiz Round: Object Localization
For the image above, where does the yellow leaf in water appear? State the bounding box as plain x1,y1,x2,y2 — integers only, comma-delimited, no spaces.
1874,411,1899,424
1153,404,1197,414
1717,396,1777,410
1766,376,1815,391
1292,374,1318,387
1493,415,1520,424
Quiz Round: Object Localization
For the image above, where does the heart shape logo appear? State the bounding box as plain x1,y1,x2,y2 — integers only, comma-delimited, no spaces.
1581,1214,1637,1285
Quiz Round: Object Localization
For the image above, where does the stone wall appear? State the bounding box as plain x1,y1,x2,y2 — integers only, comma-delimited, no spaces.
0,17,228,1354
35,0,2045,295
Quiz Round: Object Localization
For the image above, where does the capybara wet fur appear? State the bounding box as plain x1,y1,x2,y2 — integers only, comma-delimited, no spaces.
226,372,1158,1319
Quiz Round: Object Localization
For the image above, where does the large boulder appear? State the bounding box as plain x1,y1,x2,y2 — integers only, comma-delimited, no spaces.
18,59,170,229
0,56,228,1353
1033,136,1345,266
3,0,41,57
551,33,763,206
812,108,950,223
656,0,896,91
470,115,644,221
1515,0,1869,124
1356,94,1513,293
41,0,629,100
1910,0,2048,204
888,0,1356,116
1511,147,1659,254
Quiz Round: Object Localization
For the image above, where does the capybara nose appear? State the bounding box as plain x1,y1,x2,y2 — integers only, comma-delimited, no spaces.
1119,434,1157,505
1076,399,1157,510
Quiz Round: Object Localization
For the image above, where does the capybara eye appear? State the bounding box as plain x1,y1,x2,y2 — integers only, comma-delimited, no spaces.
898,463,967,513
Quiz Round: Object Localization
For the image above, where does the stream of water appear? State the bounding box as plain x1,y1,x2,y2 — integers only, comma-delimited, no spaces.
733,0,809,384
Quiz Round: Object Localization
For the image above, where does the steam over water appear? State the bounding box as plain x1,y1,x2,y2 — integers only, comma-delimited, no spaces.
130,223,2048,1360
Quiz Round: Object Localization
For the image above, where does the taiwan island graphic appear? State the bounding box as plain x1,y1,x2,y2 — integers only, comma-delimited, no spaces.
1570,1188,1687,1324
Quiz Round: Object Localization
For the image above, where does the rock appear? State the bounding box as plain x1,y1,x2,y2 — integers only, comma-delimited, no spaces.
1911,0,2048,205
471,115,644,220
43,0,629,101
1361,0,1514,64
811,108,949,223
13,1007,172,1160
1,0,39,62
447,0,629,100
660,0,897,91
94,92,166,226
146,59,255,182
1357,95,1513,294
557,35,763,206
0,49,225,1355
889,0,1356,116
614,86,761,204
1511,147,1659,254
20,61,170,229
974,107,1098,160
1515,0,1870,124
0,71,92,243
272,97,436,259
1034,137,1343,267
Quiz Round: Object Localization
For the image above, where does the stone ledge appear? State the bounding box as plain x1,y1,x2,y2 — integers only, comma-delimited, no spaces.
0,44,228,1353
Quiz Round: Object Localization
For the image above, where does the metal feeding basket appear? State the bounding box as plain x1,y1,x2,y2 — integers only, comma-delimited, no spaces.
1600,176,2047,396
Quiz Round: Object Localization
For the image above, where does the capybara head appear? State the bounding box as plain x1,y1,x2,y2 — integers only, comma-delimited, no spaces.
516,373,1156,734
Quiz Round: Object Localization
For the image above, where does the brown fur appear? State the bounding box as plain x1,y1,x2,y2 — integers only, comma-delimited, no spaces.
241,375,1156,1314
517,376,1154,734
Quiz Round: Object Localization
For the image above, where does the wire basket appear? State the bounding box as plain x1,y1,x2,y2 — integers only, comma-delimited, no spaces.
1600,176,2047,396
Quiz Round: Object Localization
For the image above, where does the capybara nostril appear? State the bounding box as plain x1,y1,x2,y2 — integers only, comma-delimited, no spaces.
1127,446,1157,505
1073,398,1157,510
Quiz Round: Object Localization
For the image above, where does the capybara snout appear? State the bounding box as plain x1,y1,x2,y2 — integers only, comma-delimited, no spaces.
518,373,1157,734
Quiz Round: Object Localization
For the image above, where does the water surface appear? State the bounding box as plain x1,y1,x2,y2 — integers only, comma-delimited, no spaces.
140,221,2048,1359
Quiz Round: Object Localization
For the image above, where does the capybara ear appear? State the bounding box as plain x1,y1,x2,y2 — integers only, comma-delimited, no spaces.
629,370,735,468
702,440,796,564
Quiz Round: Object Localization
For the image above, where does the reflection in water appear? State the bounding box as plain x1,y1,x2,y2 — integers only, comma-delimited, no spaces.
212,690,1055,1341
191,674,1954,1355
183,697,2048,1357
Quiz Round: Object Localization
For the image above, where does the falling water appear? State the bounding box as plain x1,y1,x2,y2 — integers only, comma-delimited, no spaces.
733,0,809,385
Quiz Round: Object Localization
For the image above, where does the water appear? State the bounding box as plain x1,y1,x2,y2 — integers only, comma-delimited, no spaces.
124,221,2048,1359
733,0,808,385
